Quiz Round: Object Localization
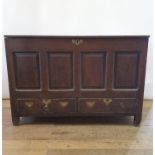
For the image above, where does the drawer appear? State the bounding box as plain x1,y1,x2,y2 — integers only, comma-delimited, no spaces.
17,98,76,115
78,98,137,113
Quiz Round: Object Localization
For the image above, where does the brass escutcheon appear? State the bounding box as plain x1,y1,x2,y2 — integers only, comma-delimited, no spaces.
86,101,95,108
72,39,83,46
25,101,33,108
103,98,112,106
59,101,69,107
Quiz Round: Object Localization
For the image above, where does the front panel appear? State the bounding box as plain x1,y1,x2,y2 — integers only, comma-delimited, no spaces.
47,52,74,90
13,52,40,89
81,52,106,89
113,51,139,89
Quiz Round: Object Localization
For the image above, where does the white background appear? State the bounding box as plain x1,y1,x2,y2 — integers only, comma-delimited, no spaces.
2,0,153,99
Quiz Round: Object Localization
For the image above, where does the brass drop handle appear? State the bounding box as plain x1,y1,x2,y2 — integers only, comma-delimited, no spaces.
86,101,95,108
103,98,112,106
72,39,83,46
59,101,69,107
42,99,51,111
25,101,33,108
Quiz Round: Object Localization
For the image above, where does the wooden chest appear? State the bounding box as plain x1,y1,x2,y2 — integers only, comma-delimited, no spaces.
5,36,149,125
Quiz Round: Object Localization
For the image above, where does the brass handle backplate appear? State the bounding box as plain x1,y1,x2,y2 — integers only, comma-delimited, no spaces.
25,101,33,108
59,101,69,107
42,99,51,111
72,39,83,46
42,99,51,106
86,101,95,108
103,98,112,106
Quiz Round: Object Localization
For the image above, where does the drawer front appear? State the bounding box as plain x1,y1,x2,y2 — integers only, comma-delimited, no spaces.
78,98,137,113
17,98,76,115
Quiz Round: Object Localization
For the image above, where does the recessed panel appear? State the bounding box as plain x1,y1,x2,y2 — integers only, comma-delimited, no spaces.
81,52,106,89
14,52,40,89
114,52,139,89
48,52,73,89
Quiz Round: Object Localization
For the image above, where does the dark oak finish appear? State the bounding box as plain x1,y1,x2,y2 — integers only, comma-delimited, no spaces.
5,35,149,125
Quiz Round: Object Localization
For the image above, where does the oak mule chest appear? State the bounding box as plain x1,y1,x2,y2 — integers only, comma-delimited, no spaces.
5,36,149,125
